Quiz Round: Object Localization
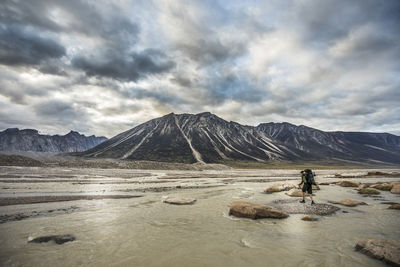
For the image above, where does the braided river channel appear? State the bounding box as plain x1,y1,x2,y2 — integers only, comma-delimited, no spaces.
0,167,399,266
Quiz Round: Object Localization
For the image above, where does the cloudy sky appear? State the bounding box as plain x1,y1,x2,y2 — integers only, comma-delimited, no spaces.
0,0,399,137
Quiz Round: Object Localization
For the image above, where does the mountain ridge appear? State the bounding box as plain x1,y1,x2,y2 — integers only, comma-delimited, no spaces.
79,112,400,165
0,128,107,153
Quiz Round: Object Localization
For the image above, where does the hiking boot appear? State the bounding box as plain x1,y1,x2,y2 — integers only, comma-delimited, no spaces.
311,201,315,205
299,200,305,203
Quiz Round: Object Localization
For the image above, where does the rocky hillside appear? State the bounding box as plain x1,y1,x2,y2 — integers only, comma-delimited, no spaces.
0,128,107,153
257,122,400,164
79,112,400,165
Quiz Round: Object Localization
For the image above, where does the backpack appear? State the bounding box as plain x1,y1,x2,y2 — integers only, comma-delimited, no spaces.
305,169,315,184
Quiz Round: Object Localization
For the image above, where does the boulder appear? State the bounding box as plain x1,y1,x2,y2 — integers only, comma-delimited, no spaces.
301,216,319,221
264,186,281,194
264,183,296,194
163,197,196,205
391,183,400,194
285,189,303,197
28,234,75,245
388,204,400,210
355,239,400,266
370,183,393,191
337,180,360,187
358,188,380,195
229,201,289,219
328,199,367,207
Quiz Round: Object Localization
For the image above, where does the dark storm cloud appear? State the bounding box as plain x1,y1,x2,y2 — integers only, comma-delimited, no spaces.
0,0,399,136
170,75,192,88
205,70,265,104
0,0,159,81
0,0,138,39
0,0,63,32
0,25,65,66
72,49,175,81
177,39,245,65
293,0,400,44
34,100,76,118
121,87,185,106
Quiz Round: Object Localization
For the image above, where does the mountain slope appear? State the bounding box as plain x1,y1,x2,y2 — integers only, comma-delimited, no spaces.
79,112,400,165
257,122,400,164
81,112,297,163
0,128,107,153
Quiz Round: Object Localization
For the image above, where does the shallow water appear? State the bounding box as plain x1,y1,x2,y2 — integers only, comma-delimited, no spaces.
0,167,399,266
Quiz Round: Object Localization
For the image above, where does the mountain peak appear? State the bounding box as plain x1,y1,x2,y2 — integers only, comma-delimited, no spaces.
66,130,81,136
196,111,212,117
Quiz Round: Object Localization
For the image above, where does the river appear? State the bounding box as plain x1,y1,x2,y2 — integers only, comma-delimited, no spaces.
0,167,399,266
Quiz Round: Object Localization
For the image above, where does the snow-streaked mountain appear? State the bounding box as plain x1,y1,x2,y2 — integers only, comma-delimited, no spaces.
0,128,107,153
80,112,400,165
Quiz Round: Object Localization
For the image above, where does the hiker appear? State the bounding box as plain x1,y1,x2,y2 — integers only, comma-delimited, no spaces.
299,169,316,204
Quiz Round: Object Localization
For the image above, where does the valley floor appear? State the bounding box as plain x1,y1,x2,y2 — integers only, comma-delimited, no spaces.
0,166,399,266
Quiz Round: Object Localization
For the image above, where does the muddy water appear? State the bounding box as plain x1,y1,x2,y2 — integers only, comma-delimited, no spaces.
0,167,399,267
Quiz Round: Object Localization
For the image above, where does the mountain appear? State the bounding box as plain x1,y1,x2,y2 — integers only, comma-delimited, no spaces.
0,128,107,153
257,122,400,164
80,112,400,165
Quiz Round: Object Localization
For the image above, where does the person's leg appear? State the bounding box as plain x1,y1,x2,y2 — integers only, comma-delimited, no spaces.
300,186,306,203
307,185,315,204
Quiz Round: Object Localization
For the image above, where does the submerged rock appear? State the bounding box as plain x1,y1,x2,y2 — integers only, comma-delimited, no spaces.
358,188,380,195
301,216,319,221
369,183,393,191
163,197,196,205
229,201,289,219
271,199,340,215
328,199,367,207
355,239,400,266
337,180,360,187
28,234,75,245
381,202,399,205
319,182,331,185
388,204,400,210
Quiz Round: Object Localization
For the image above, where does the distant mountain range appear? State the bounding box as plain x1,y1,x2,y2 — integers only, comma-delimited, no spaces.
0,128,107,153
79,112,400,165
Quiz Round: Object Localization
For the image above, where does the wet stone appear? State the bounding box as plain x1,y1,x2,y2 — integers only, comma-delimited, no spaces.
28,234,75,245
163,197,197,205
337,181,360,187
388,204,400,210
328,199,367,207
229,201,289,220
358,188,380,195
355,239,400,266
301,216,319,221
